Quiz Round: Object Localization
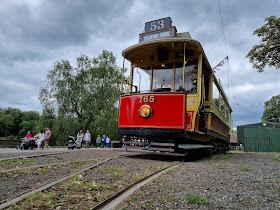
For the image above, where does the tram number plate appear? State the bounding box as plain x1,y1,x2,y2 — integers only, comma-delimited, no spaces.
138,96,155,103
145,17,172,33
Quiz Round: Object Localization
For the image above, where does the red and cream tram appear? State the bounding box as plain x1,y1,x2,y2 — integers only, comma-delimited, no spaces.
118,17,232,154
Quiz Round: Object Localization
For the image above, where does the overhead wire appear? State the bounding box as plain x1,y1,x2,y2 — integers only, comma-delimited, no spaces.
217,0,236,103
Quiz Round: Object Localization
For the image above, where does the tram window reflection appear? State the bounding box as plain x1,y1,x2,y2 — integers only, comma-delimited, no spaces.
133,66,151,93
175,61,198,94
212,82,219,108
153,63,173,89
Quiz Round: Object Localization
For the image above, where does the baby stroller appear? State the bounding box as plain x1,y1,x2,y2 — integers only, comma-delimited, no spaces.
20,137,37,150
68,136,80,150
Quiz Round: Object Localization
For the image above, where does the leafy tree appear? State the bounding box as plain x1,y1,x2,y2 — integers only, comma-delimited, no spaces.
246,16,280,72
0,112,14,136
39,50,124,143
262,94,280,123
3,107,23,135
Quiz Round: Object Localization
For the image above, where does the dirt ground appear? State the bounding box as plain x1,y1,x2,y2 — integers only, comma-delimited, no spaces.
118,152,280,209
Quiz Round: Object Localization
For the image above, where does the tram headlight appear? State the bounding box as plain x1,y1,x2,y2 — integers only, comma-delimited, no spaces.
138,105,152,118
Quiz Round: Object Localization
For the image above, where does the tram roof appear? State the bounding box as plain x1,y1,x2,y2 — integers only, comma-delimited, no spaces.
122,37,212,71
122,36,232,112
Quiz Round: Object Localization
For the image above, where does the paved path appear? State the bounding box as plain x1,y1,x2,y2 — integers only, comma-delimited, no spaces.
0,147,114,154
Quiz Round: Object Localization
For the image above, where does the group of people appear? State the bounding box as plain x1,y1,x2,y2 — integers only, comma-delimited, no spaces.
96,134,111,148
22,127,51,150
76,131,111,149
76,130,91,149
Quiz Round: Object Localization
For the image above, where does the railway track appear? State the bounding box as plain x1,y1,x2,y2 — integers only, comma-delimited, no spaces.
92,163,179,210
0,153,124,209
0,157,104,173
0,151,66,161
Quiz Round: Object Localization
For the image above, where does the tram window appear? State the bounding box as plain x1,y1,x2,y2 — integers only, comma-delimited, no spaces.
153,63,173,89
225,105,229,120
212,82,219,108
221,97,225,114
175,61,198,94
133,66,151,93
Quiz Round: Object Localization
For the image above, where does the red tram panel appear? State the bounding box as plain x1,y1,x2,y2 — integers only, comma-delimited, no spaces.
118,93,186,130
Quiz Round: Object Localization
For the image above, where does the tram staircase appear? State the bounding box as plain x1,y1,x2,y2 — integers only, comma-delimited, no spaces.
123,138,175,153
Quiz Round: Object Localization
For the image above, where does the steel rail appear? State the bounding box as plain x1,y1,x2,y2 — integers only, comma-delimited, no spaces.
91,163,179,210
0,151,66,161
0,157,104,173
0,154,124,209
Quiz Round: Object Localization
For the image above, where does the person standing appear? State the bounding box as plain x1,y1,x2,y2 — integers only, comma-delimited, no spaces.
77,130,84,149
101,135,106,148
106,136,111,148
44,127,51,149
84,130,91,149
96,135,101,148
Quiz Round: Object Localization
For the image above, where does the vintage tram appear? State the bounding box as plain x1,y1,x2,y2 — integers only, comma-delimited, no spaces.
118,17,232,155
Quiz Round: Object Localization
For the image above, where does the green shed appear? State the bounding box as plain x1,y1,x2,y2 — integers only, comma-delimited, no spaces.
237,122,280,152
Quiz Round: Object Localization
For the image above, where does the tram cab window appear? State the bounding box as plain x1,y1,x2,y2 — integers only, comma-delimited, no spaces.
175,61,198,94
153,63,173,90
132,66,151,93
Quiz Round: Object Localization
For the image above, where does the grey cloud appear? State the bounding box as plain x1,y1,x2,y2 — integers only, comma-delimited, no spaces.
0,0,279,128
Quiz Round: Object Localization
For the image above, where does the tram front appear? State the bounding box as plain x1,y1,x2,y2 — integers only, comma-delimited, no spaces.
118,17,203,153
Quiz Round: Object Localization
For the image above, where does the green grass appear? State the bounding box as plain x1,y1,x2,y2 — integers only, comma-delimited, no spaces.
87,183,100,190
46,193,54,200
24,192,43,201
72,175,83,181
147,166,156,169
166,169,174,174
129,196,139,202
55,157,63,160
40,168,48,173
163,195,176,202
101,167,122,172
273,158,280,163
0,159,36,166
132,176,141,181
180,162,186,165
276,187,280,192
239,165,251,172
214,154,232,161
186,195,208,204
218,164,228,169
87,183,115,191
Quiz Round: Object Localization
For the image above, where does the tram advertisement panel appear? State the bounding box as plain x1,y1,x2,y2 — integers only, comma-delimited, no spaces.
118,93,186,130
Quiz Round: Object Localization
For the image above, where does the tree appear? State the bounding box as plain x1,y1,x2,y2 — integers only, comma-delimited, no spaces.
39,50,124,143
246,16,280,72
262,94,280,123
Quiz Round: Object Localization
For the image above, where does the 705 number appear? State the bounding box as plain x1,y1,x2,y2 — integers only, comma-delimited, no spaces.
138,96,155,103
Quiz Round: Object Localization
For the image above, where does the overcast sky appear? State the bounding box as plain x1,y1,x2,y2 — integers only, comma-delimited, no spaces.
0,0,279,128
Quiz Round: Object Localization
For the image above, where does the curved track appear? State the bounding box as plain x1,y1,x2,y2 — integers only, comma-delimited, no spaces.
92,164,179,210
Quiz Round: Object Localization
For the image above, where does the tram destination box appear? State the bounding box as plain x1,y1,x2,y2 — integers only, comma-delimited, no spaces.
139,17,177,43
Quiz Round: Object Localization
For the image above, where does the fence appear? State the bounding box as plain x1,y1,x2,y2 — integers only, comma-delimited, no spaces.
0,137,20,148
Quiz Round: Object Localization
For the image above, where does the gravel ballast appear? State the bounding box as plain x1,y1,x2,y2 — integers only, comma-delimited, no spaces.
118,152,280,209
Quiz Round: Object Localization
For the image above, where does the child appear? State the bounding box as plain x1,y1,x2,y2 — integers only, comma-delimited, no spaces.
106,136,111,148
84,130,91,149
102,135,106,148
34,130,44,150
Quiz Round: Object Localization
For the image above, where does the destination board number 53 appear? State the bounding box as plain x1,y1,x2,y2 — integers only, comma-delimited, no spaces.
150,20,164,31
